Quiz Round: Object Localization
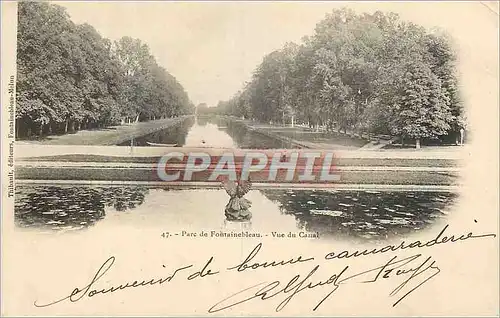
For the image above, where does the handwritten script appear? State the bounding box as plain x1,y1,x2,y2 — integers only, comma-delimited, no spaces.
34,224,496,313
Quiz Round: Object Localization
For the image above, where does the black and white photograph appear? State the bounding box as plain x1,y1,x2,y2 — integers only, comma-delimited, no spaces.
1,1,498,316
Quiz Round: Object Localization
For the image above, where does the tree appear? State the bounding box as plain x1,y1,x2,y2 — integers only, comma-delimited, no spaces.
16,2,193,139
386,61,453,148
213,8,463,148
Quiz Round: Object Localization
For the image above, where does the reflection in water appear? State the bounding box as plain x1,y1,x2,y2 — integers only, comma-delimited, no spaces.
117,117,195,147
15,185,457,241
104,187,148,212
118,116,297,149
183,120,236,148
196,116,210,127
18,116,459,240
15,186,149,231
224,120,298,149
261,189,458,241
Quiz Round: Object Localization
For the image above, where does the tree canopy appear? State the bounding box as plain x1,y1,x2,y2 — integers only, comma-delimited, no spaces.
16,2,194,138
215,9,464,144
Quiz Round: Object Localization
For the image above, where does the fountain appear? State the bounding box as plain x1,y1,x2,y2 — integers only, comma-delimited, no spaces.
222,179,252,222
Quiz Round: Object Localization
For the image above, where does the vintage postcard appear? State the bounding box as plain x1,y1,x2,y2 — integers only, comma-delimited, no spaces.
1,1,499,316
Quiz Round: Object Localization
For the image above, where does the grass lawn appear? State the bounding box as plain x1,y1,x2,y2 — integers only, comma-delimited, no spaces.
17,116,191,146
18,154,459,167
274,130,369,148
16,166,459,185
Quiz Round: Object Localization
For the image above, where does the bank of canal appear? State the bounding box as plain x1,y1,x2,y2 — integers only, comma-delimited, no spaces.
17,116,192,146
14,115,462,241
16,115,462,186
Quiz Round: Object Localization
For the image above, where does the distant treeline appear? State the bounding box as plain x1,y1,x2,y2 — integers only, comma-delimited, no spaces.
210,9,466,145
16,2,194,138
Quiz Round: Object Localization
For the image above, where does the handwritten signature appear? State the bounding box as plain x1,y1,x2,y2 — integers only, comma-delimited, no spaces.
33,224,496,313
210,253,439,313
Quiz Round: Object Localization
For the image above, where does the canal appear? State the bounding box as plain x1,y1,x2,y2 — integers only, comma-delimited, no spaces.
15,116,458,242
116,116,297,149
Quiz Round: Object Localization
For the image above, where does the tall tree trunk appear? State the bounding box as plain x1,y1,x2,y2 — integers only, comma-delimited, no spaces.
39,123,44,137
416,138,421,149
401,135,405,148
64,118,69,133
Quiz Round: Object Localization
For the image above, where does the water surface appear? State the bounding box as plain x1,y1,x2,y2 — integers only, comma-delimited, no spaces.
15,185,457,241
117,116,298,149
16,116,459,241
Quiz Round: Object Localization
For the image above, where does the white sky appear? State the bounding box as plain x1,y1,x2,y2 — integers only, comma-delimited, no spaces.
56,1,498,107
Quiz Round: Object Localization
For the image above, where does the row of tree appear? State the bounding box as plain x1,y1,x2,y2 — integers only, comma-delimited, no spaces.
16,2,194,138
214,9,466,146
